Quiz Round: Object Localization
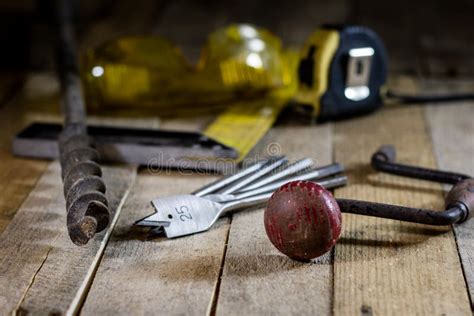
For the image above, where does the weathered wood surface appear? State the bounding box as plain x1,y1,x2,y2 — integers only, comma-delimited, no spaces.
0,71,161,235
0,76,49,233
0,163,135,315
82,122,334,316
332,105,471,315
215,124,334,315
80,118,226,315
1,71,218,315
80,170,228,315
2,73,473,315
425,81,474,309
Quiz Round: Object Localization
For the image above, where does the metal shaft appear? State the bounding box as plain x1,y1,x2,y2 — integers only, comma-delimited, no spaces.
337,199,467,226
192,159,268,197
240,158,314,192
372,145,470,185
55,0,109,245
223,175,348,214
220,156,288,194
364,145,473,225
233,165,345,199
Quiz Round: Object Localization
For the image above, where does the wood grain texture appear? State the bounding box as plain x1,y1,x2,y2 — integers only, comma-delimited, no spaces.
80,170,229,315
0,78,49,233
426,94,474,308
2,72,212,314
333,105,471,315
0,149,47,233
0,70,162,234
215,123,334,315
0,163,135,314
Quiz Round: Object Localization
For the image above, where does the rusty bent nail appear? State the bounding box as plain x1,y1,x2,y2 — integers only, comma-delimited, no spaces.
264,146,473,261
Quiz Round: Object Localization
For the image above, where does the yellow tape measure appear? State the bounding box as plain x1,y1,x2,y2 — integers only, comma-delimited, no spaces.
203,49,298,162
203,98,286,162
81,24,299,164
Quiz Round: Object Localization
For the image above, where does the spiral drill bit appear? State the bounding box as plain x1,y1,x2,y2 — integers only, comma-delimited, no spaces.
55,0,110,245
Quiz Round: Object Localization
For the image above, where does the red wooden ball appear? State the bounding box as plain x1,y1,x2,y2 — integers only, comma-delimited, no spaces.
264,181,342,261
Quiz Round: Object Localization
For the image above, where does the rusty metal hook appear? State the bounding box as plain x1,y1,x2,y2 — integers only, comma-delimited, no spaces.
370,145,474,224
264,146,474,261
371,144,470,185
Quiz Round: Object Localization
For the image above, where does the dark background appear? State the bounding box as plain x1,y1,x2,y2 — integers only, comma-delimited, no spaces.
1,0,473,77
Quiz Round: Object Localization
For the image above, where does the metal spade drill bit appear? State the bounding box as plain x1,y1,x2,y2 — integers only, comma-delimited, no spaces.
134,156,346,237
55,0,109,245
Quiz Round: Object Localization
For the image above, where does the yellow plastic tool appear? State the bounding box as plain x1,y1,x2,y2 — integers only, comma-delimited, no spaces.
82,24,295,112
81,24,297,162
295,30,340,117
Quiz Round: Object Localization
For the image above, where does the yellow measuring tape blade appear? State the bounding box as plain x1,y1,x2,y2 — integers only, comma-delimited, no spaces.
203,98,286,162
203,49,299,162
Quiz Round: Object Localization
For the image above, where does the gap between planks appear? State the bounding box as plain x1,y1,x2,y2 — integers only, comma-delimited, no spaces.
0,163,136,315
424,79,474,310
332,104,471,315
214,123,334,315
207,216,232,316
68,169,137,315
79,123,335,315
80,168,228,315
0,77,49,234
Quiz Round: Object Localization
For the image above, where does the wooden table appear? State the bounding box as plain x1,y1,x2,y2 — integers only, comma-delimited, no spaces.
0,74,473,315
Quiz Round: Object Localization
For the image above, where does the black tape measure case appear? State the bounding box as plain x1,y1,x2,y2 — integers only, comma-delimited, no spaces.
297,25,388,120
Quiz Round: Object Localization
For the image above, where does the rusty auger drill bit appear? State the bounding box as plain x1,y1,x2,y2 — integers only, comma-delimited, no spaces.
55,0,109,245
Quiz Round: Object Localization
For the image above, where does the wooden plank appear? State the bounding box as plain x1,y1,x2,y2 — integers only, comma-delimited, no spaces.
425,91,474,308
0,76,49,233
4,72,212,314
80,169,229,315
78,113,237,314
77,114,221,314
215,123,334,315
332,105,471,315
3,68,211,234
0,144,48,233
0,163,135,314
0,73,23,109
